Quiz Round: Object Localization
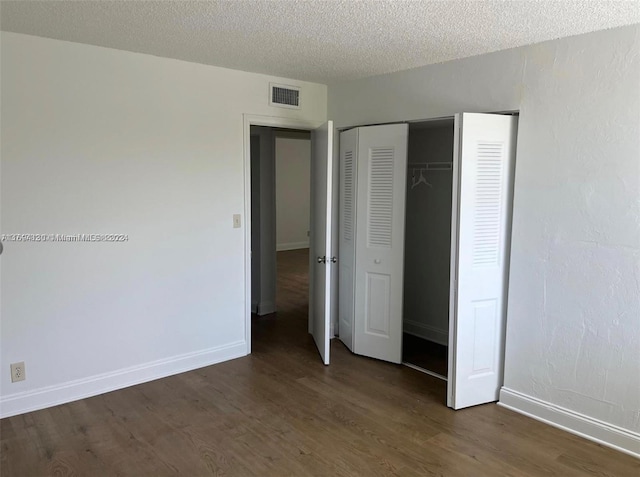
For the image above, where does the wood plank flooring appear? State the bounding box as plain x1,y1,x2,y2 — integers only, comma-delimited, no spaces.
1,248,638,476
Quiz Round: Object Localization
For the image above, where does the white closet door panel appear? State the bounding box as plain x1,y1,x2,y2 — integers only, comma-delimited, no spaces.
338,129,358,351
365,273,392,335
309,121,334,365
353,124,408,364
449,113,517,409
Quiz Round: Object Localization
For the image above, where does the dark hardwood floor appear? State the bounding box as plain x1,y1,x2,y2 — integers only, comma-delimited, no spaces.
2,248,638,476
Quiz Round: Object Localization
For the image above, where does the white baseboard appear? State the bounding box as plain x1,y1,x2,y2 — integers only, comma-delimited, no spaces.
257,300,276,315
0,340,247,419
276,241,309,252
403,320,448,346
499,387,640,458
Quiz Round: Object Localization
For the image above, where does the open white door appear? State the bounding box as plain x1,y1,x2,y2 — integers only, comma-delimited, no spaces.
448,113,517,409
309,121,334,365
352,124,408,363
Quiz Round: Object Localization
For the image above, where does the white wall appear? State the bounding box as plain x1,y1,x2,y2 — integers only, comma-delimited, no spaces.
250,126,277,315
329,25,640,454
403,125,454,345
275,131,311,251
0,32,326,417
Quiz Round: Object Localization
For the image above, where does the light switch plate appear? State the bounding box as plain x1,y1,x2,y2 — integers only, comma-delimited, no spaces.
233,214,241,228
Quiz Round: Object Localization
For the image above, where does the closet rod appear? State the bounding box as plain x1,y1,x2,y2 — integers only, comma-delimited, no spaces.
408,161,452,170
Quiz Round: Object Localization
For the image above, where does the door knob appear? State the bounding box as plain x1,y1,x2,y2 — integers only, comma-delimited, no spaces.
330,256,337,263
374,259,381,264
317,256,326,263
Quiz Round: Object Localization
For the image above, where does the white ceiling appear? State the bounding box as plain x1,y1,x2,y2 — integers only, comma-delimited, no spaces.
1,1,638,83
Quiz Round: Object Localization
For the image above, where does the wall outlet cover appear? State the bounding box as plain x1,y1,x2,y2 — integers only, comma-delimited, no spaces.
10,362,26,382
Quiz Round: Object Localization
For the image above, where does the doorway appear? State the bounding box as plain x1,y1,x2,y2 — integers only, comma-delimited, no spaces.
249,125,312,333
243,115,333,362
402,119,455,380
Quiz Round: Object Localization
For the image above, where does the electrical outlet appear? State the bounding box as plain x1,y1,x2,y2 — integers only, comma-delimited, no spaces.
10,362,25,383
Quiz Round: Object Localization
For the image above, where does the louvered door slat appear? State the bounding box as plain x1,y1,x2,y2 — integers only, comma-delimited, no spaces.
343,151,354,241
472,141,504,267
367,147,395,248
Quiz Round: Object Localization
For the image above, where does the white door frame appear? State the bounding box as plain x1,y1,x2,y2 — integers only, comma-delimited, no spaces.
242,114,324,355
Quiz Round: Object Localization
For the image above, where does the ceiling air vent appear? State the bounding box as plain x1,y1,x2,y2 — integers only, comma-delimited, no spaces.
270,83,300,109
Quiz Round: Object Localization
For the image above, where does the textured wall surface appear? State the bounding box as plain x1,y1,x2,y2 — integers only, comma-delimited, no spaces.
506,25,640,432
329,24,640,432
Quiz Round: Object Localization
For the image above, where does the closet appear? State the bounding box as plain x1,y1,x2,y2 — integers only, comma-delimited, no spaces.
337,113,518,409
402,120,454,379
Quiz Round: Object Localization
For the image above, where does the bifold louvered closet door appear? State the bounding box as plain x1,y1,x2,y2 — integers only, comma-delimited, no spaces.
338,115,516,408
339,124,408,363
449,113,517,409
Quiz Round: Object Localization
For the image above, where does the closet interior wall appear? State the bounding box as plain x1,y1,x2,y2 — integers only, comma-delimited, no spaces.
403,122,455,346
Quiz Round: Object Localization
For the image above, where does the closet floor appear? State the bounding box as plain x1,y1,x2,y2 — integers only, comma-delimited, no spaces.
402,333,448,377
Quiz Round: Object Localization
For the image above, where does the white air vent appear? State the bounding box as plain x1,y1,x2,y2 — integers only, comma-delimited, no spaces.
270,83,300,109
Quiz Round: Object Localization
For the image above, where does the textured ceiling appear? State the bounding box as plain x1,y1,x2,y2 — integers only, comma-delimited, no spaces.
1,1,639,83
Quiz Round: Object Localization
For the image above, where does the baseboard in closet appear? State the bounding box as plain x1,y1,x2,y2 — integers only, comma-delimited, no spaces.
403,320,448,346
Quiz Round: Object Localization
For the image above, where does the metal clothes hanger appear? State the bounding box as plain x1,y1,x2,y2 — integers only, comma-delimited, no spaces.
411,167,432,189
